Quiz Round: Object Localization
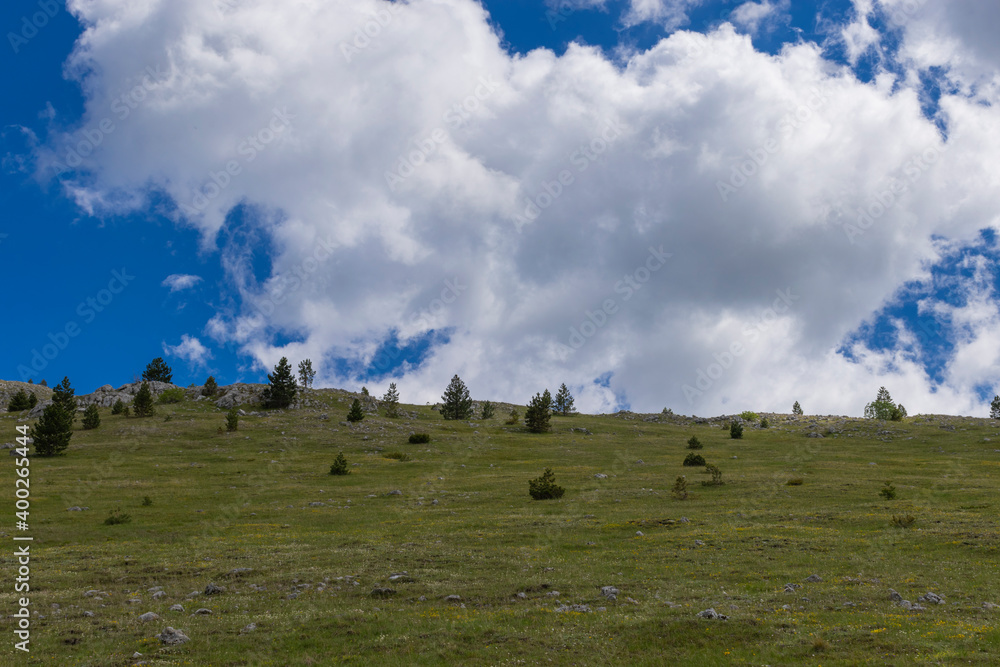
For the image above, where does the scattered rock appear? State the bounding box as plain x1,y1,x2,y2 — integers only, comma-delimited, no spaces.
157,627,190,645
241,623,257,634
387,490,403,496
370,587,396,598
204,583,225,595
388,573,414,583
600,586,619,601
138,612,160,622
679,517,690,523
805,574,823,583
694,540,705,547
152,591,167,599
889,589,903,602
918,592,944,604
594,473,608,479
228,568,253,577
192,608,212,615
555,604,591,613
444,595,461,602
784,584,802,593
697,608,727,620
983,602,998,610
169,605,184,612
516,592,527,599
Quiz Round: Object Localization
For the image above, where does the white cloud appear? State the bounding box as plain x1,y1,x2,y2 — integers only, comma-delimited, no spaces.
729,0,789,35
623,0,702,29
163,334,213,368
40,0,1000,417
161,273,203,292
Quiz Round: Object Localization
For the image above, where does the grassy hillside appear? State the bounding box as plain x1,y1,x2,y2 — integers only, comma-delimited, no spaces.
3,391,999,665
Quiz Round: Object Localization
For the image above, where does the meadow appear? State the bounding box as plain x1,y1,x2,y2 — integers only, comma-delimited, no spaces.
2,390,999,665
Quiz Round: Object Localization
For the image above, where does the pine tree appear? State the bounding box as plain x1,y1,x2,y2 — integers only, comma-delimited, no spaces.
553,383,575,416
329,452,350,475
440,375,473,420
142,357,173,383
82,404,101,430
132,381,156,417
346,398,365,422
480,400,495,420
31,403,73,456
111,399,125,415
226,407,239,432
39,379,47,387
505,407,520,425
202,376,219,397
528,468,564,500
792,401,803,415
382,382,400,418
361,386,369,396
297,359,316,389
991,396,1000,420
525,390,553,433
7,389,31,411
52,377,77,423
864,387,897,420
27,392,37,409
261,357,298,409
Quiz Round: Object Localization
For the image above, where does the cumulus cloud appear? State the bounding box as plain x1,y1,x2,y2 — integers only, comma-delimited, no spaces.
38,0,1000,416
729,0,789,35
161,274,203,292
163,334,213,368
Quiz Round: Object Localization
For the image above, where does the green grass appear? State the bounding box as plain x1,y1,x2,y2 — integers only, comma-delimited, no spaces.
4,396,1000,665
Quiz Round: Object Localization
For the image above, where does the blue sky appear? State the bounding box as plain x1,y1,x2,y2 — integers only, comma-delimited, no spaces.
2,0,1000,416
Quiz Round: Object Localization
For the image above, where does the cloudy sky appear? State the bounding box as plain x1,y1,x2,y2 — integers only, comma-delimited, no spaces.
3,0,1000,417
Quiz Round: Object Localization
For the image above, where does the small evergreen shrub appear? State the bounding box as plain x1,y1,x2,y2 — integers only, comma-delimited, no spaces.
7,389,32,411
671,475,688,500
103,507,132,525
347,398,365,422
879,480,897,500
141,496,153,507
408,433,430,444
82,404,101,430
760,417,769,429
111,399,125,415
505,408,520,425
329,452,350,475
163,414,173,422
226,407,239,432
203,376,219,397
528,468,565,500
729,421,744,439
683,453,706,467
480,400,495,420
132,381,156,418
385,451,410,461
122,406,131,417
786,477,804,486
702,464,723,486
686,436,703,449
792,401,803,415
891,514,915,528
157,387,186,404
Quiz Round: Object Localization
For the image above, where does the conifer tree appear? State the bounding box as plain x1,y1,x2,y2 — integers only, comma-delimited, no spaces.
480,400,495,420
792,401,803,415
297,359,316,389
27,392,37,409
202,376,219,397
132,381,156,417
440,374,473,420
553,383,576,416
525,390,553,433
31,403,73,456
82,404,101,430
864,387,897,420
142,357,173,383
347,398,365,422
382,382,400,417
7,389,31,411
52,377,77,423
261,357,297,409
111,399,125,415
991,396,1000,420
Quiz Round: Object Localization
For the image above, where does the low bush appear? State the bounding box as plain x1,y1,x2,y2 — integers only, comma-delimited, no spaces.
103,507,132,525
786,477,804,486
141,496,153,507
702,464,723,486
739,411,758,422
157,387,186,404
880,481,897,500
760,417,769,429
111,399,125,415
683,453,706,467
892,514,915,528
226,407,239,433
528,468,565,500
686,436,703,449
385,451,410,461
730,421,744,439
408,433,430,444
671,475,688,500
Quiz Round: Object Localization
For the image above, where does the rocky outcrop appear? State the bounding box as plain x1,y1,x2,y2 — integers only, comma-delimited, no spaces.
0,381,52,411
77,381,181,408
213,383,267,409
